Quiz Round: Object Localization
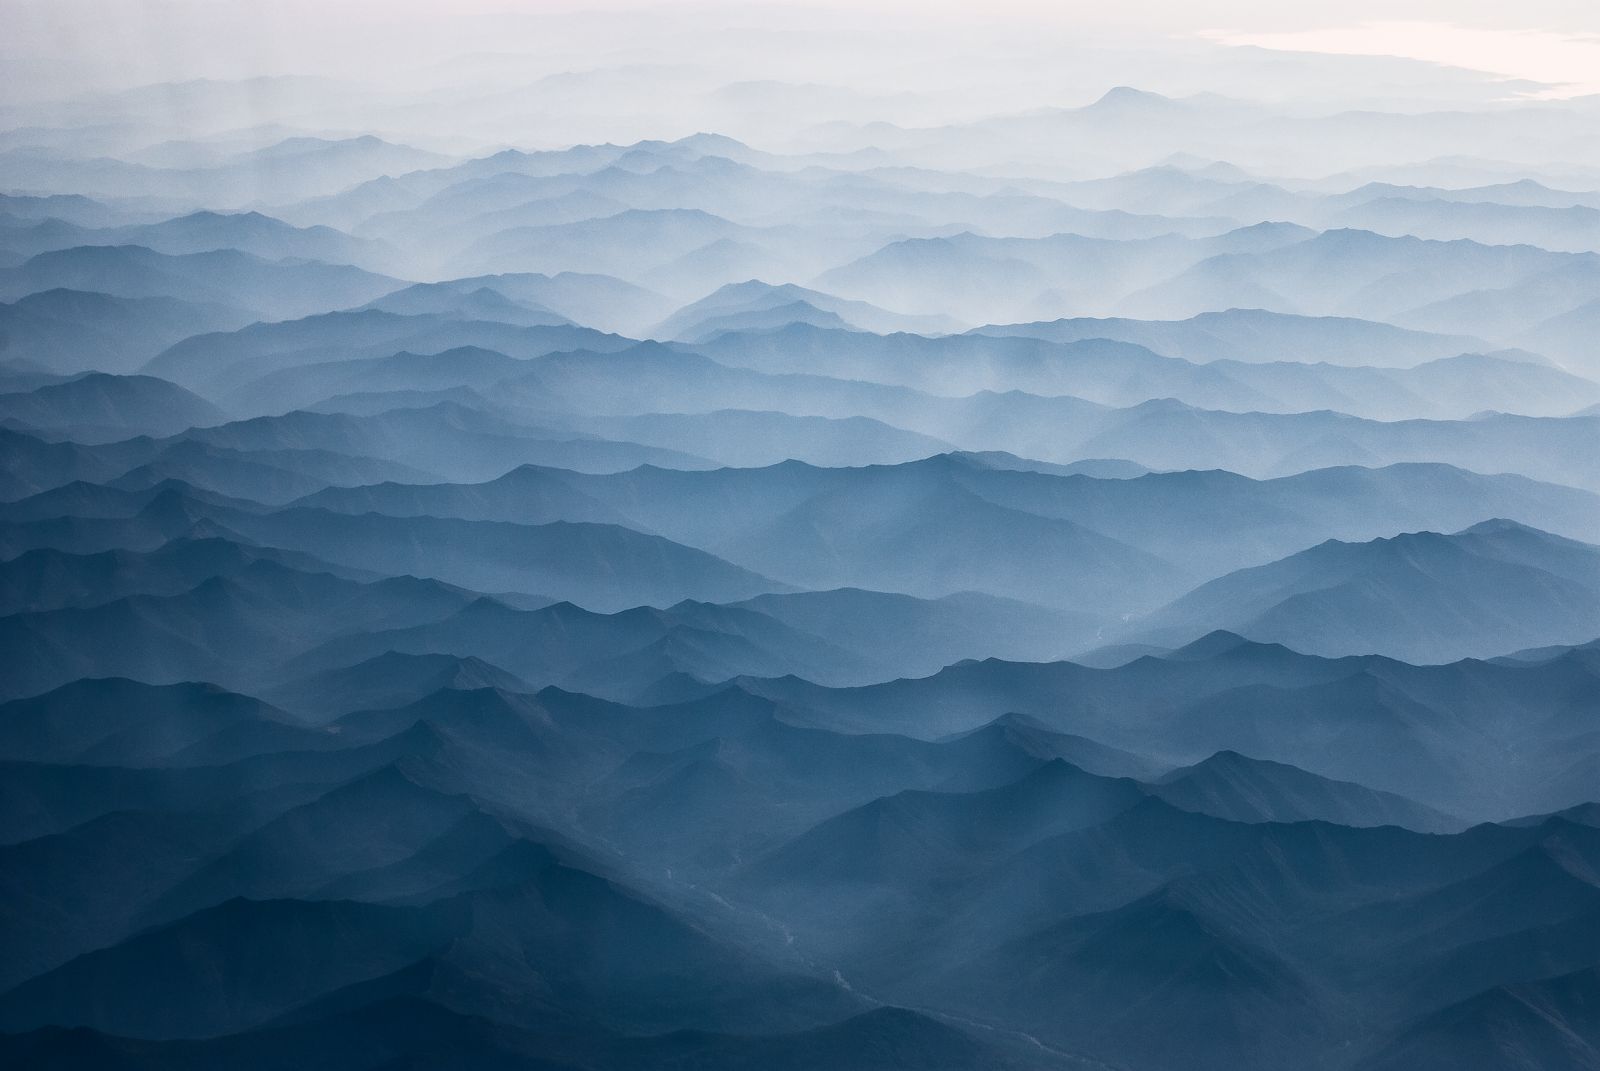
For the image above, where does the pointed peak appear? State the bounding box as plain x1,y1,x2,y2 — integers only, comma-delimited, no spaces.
1165,630,1255,660
1085,86,1176,112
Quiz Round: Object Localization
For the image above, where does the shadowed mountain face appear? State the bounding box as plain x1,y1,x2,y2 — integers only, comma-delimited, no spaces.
3,9,1600,1071
1123,520,1600,662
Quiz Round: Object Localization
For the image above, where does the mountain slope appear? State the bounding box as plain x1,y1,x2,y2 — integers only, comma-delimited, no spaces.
1130,520,1600,661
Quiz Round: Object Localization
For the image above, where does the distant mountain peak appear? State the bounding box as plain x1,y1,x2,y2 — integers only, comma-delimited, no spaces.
1459,517,1540,536
1165,630,1263,660
1084,86,1177,113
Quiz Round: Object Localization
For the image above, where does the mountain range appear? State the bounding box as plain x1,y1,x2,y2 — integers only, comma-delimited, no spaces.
2,27,1598,1071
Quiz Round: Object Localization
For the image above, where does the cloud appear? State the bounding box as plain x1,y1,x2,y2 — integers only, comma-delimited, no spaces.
1201,19,1600,97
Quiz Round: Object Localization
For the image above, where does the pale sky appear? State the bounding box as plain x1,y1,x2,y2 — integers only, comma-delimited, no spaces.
1205,20,1600,98
4,0,1600,104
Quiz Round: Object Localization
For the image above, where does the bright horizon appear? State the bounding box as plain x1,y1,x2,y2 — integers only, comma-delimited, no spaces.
5,1,1600,105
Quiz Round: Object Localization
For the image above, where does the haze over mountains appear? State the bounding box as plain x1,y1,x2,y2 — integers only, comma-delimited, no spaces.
2,2,1599,1069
